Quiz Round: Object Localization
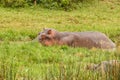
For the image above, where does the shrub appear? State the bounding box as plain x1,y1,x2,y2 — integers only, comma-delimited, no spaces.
39,0,83,10
0,0,99,10
0,0,28,7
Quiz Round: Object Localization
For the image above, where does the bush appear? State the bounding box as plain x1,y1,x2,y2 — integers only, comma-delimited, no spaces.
0,0,99,10
39,0,84,10
0,0,33,7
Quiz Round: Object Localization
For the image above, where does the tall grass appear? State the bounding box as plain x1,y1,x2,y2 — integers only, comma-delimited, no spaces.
0,41,120,79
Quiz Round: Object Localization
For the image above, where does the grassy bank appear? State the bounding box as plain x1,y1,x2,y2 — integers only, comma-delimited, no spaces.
0,0,120,42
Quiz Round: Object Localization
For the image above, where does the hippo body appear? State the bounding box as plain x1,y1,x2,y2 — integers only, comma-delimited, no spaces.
38,28,116,49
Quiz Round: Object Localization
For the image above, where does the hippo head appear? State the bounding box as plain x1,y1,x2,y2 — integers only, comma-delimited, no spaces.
38,28,58,46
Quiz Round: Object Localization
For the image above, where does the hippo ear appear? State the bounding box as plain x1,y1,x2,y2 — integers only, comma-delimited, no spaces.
47,29,52,34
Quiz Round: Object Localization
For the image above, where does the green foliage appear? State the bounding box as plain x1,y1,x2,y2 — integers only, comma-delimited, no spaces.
0,0,99,10
0,0,120,79
0,41,119,79
39,0,98,10
0,0,28,7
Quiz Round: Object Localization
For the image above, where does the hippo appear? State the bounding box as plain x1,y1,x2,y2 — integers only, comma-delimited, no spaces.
86,60,120,72
37,28,116,50
85,60,120,79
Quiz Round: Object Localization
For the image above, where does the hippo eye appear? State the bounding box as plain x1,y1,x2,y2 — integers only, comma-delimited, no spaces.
38,31,44,35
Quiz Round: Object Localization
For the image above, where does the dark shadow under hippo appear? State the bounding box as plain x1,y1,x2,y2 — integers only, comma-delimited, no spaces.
37,28,116,50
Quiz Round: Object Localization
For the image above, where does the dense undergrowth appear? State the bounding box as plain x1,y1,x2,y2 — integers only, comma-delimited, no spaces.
0,0,99,10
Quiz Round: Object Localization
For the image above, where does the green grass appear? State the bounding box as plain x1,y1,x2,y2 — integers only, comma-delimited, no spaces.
0,0,120,80
0,1,120,41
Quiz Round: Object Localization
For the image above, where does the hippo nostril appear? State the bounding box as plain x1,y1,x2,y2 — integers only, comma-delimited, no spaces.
39,38,42,41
